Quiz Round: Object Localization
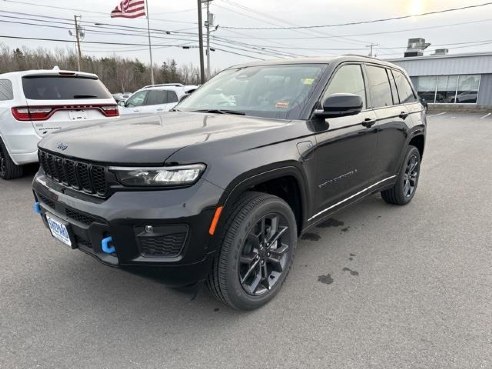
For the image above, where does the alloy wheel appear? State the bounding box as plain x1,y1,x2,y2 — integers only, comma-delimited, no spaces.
403,154,419,198
239,213,291,296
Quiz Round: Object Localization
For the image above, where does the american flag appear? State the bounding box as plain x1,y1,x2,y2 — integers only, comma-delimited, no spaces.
111,0,146,19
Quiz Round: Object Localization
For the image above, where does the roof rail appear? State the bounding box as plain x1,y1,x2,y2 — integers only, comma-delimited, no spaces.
142,83,184,89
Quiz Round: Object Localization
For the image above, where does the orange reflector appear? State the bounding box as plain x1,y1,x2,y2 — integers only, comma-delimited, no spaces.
208,206,224,236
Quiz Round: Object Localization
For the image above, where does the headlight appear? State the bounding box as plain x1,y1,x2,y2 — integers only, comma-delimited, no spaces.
110,164,206,186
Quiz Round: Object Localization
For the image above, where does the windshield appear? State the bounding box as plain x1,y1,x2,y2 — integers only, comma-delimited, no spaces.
22,76,112,100
177,64,326,120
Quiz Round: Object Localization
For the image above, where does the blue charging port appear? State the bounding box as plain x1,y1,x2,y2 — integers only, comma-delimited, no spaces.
101,236,116,254
33,202,42,214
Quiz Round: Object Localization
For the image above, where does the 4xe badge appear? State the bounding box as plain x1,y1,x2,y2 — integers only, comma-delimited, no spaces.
57,142,68,151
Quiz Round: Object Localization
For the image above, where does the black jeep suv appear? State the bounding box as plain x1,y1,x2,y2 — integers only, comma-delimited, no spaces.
32,56,426,310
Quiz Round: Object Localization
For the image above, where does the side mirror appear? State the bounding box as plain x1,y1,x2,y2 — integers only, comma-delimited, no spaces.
314,93,363,119
117,100,126,107
420,96,428,110
179,94,190,103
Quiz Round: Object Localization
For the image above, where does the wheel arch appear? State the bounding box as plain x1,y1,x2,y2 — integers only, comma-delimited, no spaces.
218,163,309,236
408,133,425,158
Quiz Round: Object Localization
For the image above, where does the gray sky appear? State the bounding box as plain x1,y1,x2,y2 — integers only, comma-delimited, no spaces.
1,0,492,70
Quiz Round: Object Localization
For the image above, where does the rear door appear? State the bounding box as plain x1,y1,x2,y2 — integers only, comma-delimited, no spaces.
21,74,117,136
312,63,378,217
141,89,180,114
364,64,408,179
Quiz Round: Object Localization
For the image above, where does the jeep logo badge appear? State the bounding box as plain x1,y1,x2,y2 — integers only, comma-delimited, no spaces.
57,143,68,151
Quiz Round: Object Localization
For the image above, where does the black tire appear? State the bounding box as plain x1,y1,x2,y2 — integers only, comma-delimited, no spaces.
381,145,421,205
207,191,297,310
0,138,23,180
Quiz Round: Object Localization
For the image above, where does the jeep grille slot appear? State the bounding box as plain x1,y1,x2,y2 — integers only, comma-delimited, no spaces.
39,150,108,197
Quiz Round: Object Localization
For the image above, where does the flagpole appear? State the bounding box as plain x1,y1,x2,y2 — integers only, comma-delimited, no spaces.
145,0,155,85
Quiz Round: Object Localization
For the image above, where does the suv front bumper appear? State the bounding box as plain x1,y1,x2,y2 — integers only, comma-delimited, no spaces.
32,173,224,287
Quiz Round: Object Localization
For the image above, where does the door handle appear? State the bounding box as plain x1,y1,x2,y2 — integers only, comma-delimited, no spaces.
362,118,376,128
399,111,409,120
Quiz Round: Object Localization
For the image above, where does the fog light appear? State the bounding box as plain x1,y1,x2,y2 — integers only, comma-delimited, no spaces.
145,225,153,233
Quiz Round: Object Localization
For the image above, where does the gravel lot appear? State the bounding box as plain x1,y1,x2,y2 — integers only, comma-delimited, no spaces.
1,113,491,369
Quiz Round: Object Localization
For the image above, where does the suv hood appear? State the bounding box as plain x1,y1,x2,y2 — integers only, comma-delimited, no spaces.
38,112,304,164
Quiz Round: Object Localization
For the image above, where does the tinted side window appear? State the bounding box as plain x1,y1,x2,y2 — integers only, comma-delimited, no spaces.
388,70,399,105
0,79,14,101
126,91,147,107
324,64,366,108
167,91,178,103
366,65,393,108
393,70,417,103
145,90,168,105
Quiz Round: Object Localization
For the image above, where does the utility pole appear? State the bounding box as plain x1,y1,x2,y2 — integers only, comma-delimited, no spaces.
73,15,82,71
145,0,155,85
366,43,378,57
197,0,205,84
204,0,213,80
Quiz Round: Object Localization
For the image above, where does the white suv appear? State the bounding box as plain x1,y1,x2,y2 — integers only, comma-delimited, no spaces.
118,84,198,115
0,69,118,179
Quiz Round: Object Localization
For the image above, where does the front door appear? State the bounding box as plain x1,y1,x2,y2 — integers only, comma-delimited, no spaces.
311,64,379,220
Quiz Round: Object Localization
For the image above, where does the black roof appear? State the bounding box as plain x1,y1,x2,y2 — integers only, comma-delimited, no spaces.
229,55,404,71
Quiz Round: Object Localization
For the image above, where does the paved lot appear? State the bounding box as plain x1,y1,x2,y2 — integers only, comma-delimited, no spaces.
1,113,491,369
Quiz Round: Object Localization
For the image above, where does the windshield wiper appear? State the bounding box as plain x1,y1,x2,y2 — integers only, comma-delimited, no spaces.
73,94,98,99
192,109,245,116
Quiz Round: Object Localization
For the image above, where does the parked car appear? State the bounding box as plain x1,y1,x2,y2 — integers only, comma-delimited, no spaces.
32,56,426,310
118,83,198,115
0,69,118,179
112,92,132,103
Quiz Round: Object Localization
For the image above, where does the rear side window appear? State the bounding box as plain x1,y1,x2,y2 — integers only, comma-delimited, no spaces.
22,76,111,100
144,90,179,105
393,70,417,103
366,65,393,108
324,64,366,109
167,91,178,103
145,90,168,105
0,79,14,101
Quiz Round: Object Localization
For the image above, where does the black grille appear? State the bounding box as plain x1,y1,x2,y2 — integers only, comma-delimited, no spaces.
138,233,186,257
39,150,108,197
65,208,102,226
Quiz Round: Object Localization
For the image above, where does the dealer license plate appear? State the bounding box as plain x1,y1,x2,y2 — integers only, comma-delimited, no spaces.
46,214,72,247
68,110,87,121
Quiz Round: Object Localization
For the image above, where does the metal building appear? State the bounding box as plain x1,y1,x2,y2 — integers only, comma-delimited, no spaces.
388,51,492,109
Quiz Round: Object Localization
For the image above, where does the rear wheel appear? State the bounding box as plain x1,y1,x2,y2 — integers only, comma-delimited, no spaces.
381,145,421,205
207,192,297,310
0,139,23,180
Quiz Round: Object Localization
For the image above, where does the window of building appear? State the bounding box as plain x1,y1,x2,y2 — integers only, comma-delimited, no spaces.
415,76,437,103
365,65,393,108
456,75,480,103
435,76,458,103
415,75,481,104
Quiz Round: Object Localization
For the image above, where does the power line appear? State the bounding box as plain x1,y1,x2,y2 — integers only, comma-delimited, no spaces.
217,0,371,46
0,11,299,59
214,18,492,40
220,2,492,29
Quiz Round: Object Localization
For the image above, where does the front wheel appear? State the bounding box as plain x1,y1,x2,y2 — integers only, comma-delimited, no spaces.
381,145,421,205
207,192,297,310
